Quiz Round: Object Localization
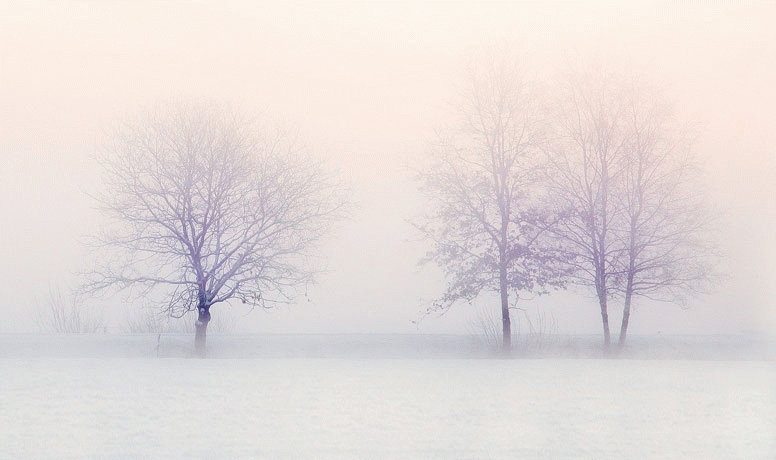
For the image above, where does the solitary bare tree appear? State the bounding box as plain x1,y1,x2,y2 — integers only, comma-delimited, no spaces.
547,67,715,348
88,100,348,356
416,54,567,352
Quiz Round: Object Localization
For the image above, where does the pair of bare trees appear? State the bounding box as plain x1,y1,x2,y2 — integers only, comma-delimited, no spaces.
547,68,713,348
417,57,715,351
88,101,348,356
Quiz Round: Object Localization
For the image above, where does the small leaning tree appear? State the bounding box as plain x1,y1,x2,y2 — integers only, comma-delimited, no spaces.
87,100,348,356
415,53,568,352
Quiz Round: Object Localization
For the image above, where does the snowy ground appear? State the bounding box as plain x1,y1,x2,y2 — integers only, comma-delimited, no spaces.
0,334,774,459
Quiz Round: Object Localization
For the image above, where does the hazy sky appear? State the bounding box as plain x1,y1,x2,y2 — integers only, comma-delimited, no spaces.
1,1,774,335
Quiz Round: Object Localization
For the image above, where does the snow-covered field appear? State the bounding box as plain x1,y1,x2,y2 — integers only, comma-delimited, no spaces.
1,334,774,459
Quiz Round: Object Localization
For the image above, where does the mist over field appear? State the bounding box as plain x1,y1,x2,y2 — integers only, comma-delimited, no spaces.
1,3,776,458
2,344,772,459
1,1,775,337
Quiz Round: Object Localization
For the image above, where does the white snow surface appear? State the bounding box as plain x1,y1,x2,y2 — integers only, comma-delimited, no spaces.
0,334,774,459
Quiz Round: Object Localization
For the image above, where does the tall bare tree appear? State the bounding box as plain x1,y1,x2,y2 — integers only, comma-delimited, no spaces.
416,54,566,352
614,86,714,346
547,67,715,348
546,68,632,348
88,100,348,356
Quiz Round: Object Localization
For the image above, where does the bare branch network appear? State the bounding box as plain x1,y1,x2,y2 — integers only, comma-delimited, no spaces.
85,100,349,336
415,53,571,351
415,53,718,350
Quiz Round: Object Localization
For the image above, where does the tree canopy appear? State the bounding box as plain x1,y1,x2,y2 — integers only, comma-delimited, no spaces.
88,100,349,354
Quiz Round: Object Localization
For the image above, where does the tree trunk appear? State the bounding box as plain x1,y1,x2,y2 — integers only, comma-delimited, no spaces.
598,157,611,351
595,269,611,349
194,306,211,357
500,264,511,353
619,295,631,348
619,272,635,348
599,298,610,349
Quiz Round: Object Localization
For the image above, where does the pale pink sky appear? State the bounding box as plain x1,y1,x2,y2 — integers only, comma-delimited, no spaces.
1,1,774,334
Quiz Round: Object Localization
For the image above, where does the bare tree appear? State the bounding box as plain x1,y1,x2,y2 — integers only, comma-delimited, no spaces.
416,53,567,352
547,67,715,348
546,67,632,348
35,286,106,334
87,100,348,356
613,85,714,346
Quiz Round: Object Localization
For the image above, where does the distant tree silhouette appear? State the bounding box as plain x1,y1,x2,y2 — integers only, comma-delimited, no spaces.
546,66,716,348
416,52,568,352
87,100,348,356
